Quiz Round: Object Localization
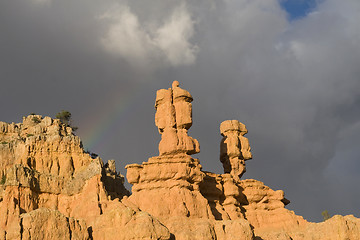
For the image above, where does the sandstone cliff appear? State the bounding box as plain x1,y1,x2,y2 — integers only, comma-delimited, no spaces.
0,82,359,240
0,115,169,240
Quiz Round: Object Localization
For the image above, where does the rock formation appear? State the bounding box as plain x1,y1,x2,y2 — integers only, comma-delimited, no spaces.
220,120,252,179
155,80,200,156
0,82,359,240
0,115,169,240
125,81,360,239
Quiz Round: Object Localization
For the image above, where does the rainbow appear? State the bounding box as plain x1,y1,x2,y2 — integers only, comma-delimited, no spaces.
79,81,148,152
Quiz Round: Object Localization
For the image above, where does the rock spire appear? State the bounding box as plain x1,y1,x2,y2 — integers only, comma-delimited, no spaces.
155,80,200,156
220,120,252,179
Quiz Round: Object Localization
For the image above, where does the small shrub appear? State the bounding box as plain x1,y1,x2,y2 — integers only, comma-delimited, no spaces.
32,117,41,124
1,141,8,144
322,210,331,221
56,110,72,125
56,110,78,132
27,134,34,137
0,175,5,185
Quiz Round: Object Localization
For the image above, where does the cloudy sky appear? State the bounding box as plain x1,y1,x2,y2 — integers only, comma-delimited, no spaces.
1,0,359,222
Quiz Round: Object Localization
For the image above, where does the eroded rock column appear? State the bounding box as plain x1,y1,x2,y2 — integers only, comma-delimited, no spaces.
155,80,200,156
126,81,210,221
220,120,252,179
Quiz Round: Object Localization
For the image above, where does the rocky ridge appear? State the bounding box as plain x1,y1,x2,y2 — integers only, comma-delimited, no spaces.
0,81,359,239
0,115,169,240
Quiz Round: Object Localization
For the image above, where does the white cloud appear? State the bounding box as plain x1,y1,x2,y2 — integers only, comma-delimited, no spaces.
100,3,198,68
155,4,198,66
100,5,154,66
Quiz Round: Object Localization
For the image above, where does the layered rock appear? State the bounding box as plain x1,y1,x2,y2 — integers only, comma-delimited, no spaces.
126,82,255,239
0,116,170,240
127,81,206,219
126,81,360,240
125,82,309,239
13,208,89,240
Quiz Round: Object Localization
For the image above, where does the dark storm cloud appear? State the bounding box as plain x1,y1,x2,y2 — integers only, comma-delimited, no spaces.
1,0,359,222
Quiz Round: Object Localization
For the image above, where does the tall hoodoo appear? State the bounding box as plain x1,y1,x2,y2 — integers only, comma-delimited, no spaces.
220,120,252,179
155,80,200,156
126,81,207,222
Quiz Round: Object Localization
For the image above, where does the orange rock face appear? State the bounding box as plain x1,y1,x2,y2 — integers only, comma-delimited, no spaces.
0,82,359,240
0,116,169,240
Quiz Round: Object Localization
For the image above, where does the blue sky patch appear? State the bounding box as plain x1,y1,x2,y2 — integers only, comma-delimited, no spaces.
280,0,318,20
